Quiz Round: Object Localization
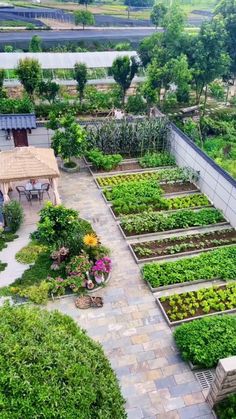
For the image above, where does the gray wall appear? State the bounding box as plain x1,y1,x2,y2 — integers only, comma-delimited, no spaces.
171,124,236,228
0,126,52,151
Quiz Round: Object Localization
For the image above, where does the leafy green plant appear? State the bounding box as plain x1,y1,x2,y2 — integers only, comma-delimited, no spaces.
16,280,50,304
120,208,224,236
3,200,24,233
87,149,123,171
0,230,18,252
15,242,48,264
0,305,126,417
97,167,189,188
174,315,236,368
215,394,236,419
139,152,175,168
142,246,236,288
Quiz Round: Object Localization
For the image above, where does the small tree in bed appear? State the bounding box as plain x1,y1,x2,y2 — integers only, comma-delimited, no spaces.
51,115,87,168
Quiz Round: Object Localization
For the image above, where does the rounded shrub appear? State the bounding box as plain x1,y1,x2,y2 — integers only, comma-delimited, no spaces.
0,304,126,418
174,315,236,368
3,200,24,233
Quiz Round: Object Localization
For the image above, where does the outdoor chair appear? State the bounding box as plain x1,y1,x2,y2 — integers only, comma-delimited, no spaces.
16,186,31,202
39,183,50,200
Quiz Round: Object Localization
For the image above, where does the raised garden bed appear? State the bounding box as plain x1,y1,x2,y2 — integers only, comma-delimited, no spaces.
96,167,190,188
119,208,227,238
130,228,236,263
157,283,236,326
142,245,236,290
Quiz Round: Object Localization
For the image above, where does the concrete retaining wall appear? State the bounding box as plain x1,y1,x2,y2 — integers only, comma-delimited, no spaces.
170,124,236,228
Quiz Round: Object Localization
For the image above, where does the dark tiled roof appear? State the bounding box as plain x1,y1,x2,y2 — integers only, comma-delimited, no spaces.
0,113,36,130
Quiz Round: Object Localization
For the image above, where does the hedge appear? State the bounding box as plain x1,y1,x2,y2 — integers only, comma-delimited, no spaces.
174,315,236,368
0,304,126,419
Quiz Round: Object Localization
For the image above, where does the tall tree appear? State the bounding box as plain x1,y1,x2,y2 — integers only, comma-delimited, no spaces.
74,63,88,104
163,2,186,51
110,56,139,106
37,80,60,103
74,10,95,29
29,35,42,52
150,2,168,27
16,58,42,99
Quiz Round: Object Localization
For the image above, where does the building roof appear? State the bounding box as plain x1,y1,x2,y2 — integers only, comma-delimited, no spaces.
0,51,138,70
0,146,60,182
0,113,36,130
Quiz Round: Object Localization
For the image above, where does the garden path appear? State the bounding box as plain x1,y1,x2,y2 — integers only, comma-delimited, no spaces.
47,168,214,419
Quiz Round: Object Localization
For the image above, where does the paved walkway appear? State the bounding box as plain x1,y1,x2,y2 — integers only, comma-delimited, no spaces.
48,168,214,419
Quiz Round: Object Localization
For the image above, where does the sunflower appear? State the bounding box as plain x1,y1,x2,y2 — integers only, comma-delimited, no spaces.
83,233,98,247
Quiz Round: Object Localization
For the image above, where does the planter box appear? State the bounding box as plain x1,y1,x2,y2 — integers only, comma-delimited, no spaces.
60,162,79,173
155,296,236,327
146,277,221,293
90,163,176,178
118,221,230,241
129,243,235,265
94,173,189,190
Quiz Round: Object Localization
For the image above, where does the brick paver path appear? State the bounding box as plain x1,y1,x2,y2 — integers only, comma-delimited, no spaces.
48,168,214,419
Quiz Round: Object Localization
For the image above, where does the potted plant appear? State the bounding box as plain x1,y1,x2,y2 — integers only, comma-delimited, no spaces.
51,114,87,172
92,257,112,284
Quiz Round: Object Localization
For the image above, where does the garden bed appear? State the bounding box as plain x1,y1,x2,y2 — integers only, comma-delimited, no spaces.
142,246,236,290
119,208,227,239
156,283,236,326
130,228,236,263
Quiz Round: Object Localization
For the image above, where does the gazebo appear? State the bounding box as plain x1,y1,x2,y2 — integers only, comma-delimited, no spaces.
0,146,61,204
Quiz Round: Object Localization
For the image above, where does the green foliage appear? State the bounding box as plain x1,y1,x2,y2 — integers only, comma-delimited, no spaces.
139,152,175,168
163,281,236,321
0,69,5,91
110,56,138,105
87,149,123,171
29,35,42,52
215,394,236,419
11,251,53,288
17,280,50,304
142,245,236,288
3,200,24,233
97,167,190,188
115,42,131,51
0,96,34,114
125,93,147,114
16,58,42,98
37,80,60,103
74,62,88,104
15,242,48,264
0,230,17,252
174,315,236,368
74,10,95,29
151,2,168,27
4,45,13,52
209,81,225,100
87,118,170,157
51,114,87,162
121,207,224,235
0,304,126,418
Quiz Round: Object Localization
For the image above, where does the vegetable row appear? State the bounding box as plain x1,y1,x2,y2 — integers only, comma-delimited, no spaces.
120,208,225,236
142,246,236,288
132,228,236,259
159,283,236,322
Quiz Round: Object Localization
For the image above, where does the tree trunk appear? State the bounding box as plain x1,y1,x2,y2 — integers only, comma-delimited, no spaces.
202,84,208,116
122,89,126,108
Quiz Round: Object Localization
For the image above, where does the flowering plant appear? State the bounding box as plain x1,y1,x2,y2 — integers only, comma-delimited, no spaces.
66,252,92,277
47,276,66,297
92,257,112,277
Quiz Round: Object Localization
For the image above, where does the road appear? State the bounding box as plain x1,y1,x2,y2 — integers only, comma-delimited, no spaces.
0,28,158,46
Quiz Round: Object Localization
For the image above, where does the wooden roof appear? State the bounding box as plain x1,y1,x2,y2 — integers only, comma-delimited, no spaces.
0,146,60,182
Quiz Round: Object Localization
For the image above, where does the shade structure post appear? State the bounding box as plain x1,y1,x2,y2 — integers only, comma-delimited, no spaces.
51,178,61,205
1,182,10,203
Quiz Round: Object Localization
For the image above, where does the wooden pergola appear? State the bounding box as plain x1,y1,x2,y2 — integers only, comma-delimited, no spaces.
0,146,61,205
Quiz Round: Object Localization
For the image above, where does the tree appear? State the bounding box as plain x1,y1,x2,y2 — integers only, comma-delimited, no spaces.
37,80,60,103
51,115,87,163
74,62,88,104
4,45,13,52
0,69,5,91
16,58,42,99
74,10,95,29
165,54,192,103
150,2,168,27
29,35,42,52
110,56,139,106
162,2,186,53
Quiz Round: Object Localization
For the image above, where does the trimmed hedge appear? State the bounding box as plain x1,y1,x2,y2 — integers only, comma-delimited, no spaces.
174,315,236,368
0,304,126,418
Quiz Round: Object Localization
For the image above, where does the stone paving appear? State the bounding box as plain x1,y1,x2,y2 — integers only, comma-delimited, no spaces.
47,168,214,419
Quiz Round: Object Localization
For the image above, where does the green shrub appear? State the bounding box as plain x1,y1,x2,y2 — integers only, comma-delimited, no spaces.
0,96,34,114
174,315,236,368
125,93,147,115
3,200,24,233
16,280,50,304
0,304,126,418
215,394,236,419
139,152,175,168
209,81,225,100
15,242,48,264
87,149,123,171
0,230,18,252
142,246,236,288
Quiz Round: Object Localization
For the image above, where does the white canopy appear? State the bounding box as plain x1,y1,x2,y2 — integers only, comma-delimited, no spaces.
1,51,138,69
